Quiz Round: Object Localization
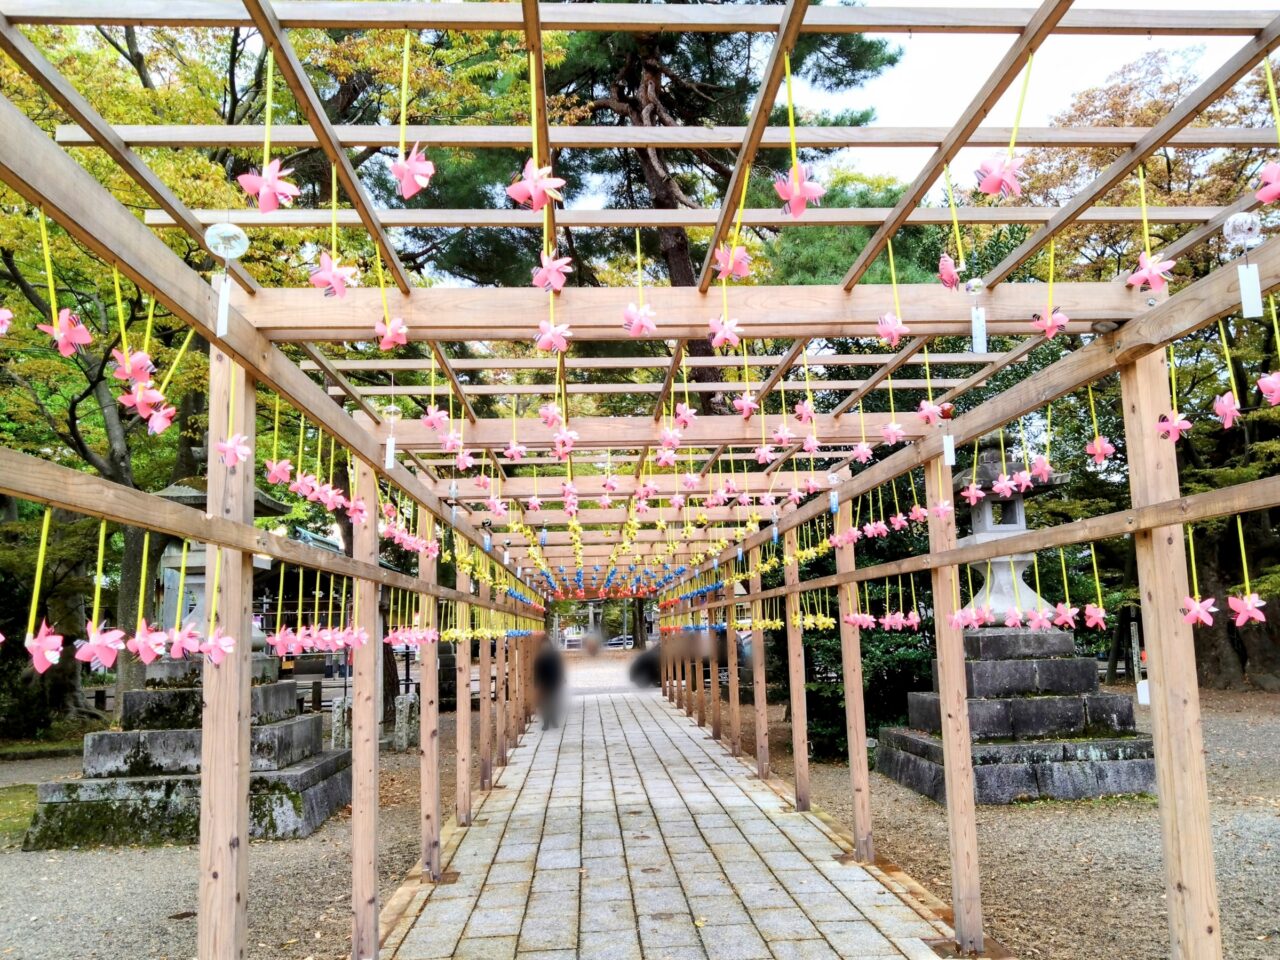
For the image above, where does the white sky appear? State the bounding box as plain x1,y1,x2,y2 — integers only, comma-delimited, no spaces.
798,0,1279,184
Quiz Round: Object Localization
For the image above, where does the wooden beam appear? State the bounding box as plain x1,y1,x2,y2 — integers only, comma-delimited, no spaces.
833,498,873,864
749,547,768,780
935,336,1045,405
1151,191,1262,267
923,457,984,954
302,344,382,422
301,352,1009,373
242,282,1144,342
695,0,809,292
520,0,556,242
455,571,473,827
781,524,809,810
332,378,956,398
447,467,876,499
725,588,741,758
653,340,686,421
840,0,1074,290
830,337,927,416
753,337,810,408
418,514,442,882
350,459,380,960
0,14,258,292
59,122,1280,152
1119,351,1222,960
8,2,1275,36
984,12,1280,286
197,348,254,960
478,580,492,790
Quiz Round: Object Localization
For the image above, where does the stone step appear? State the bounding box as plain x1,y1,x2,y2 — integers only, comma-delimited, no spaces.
121,680,298,731
908,690,1137,740
962,627,1076,661
24,749,352,848
82,713,322,778
145,654,279,688
875,727,1156,804
931,656,1098,698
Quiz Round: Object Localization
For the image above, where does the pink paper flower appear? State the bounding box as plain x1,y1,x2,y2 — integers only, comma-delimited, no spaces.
216,433,252,467
1004,608,1024,628
535,318,572,352
552,428,579,459
733,392,759,421
917,400,942,426
391,144,435,200
38,308,93,357
118,381,165,420
532,251,573,293
421,405,450,432
1255,161,1280,204
754,444,776,465
709,315,742,349
375,316,408,351
25,621,64,674
309,252,358,298
787,487,803,506
713,244,750,281
674,402,697,430
237,158,300,212
960,483,985,507
538,402,563,428
1227,592,1266,626
1257,371,1280,406
1126,251,1176,294
506,158,565,211
1012,469,1033,493
289,471,317,499
1085,435,1115,465
485,496,508,519
623,302,657,337
346,498,368,525
655,447,678,468
938,254,960,291
669,494,686,510
1214,391,1240,429
265,459,293,485
1181,595,1218,627
455,448,475,471
128,620,170,664
1053,602,1079,629
681,472,699,491
439,430,462,453
169,624,204,659
794,398,816,424
147,404,176,436
772,421,796,446
909,504,928,523
975,154,1025,198
601,474,620,493
931,499,953,518
659,426,682,450
317,484,346,512
880,422,905,445
737,489,755,506
202,627,236,666
991,473,1016,498
76,622,126,669
1031,455,1053,483
876,312,908,348
526,495,543,512
889,512,908,532
801,434,821,455
0,307,12,335
1156,412,1192,443
111,348,154,384
1084,603,1108,630
1031,307,1069,339
1027,608,1054,631
503,441,527,462
773,162,825,218
852,441,873,464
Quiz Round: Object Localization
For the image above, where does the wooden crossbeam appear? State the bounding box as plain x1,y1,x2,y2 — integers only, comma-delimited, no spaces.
328,378,957,397
935,336,1045,404
444,469,829,498
1129,190,1261,270
653,340,686,421
237,282,1146,341
520,0,556,243
10,2,1273,36
696,0,810,292
300,352,1008,372
830,337,927,416
0,14,259,293
56,122,1280,151
840,0,1074,291
302,344,381,422
983,12,1280,286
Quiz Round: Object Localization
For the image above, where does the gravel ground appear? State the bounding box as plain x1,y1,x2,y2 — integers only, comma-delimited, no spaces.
0,712,474,960
0,756,81,789
733,686,1280,960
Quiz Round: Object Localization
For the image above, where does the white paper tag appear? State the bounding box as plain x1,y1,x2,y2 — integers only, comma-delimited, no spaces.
1137,678,1150,706
1239,263,1263,318
384,434,396,469
942,433,956,466
215,272,231,337
970,306,987,354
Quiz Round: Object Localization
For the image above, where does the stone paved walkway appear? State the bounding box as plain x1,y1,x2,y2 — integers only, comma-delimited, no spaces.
385,692,952,959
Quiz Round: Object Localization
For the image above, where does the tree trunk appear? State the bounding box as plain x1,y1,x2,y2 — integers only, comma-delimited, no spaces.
1191,561,1247,689
113,526,167,714
1241,619,1280,691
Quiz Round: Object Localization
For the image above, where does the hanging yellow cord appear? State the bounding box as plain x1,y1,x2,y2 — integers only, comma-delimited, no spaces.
398,31,412,158
1008,54,1033,159
275,562,286,635
329,164,339,259
173,540,189,632
25,508,53,639
1136,165,1153,261
91,519,107,628
1058,547,1071,608
1090,543,1105,611
38,209,60,332
1217,320,1241,404
943,165,966,267
141,295,155,355
136,531,151,634
783,53,799,173
156,329,196,396
1186,526,1201,601
113,267,130,359
1264,59,1280,151
1237,516,1252,595
271,396,281,462
206,545,222,638
262,56,275,169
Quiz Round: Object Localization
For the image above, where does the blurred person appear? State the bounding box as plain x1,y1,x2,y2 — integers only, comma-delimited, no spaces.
533,635,566,729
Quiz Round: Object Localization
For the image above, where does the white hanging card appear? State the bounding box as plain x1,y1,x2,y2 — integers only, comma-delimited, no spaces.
215,272,232,337
383,434,396,469
970,306,988,354
1239,263,1263,318
942,433,957,466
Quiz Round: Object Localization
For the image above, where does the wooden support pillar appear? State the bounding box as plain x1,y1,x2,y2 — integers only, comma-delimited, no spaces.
351,459,381,960
455,569,472,827
661,625,670,700
923,456,984,953
418,514,441,881
684,599,695,719
833,500,874,862
710,593,722,740
749,547,769,780
495,618,507,768
694,598,706,728
198,347,254,960
726,589,741,757
478,580,492,791
782,526,810,810
1120,351,1223,960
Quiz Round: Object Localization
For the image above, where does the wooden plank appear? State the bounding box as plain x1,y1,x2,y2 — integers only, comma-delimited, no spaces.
1155,191,1262,267
60,121,1280,152
0,90,536,595
923,457,984,953
782,525,810,810
695,604,706,728
351,459,381,960
437,467,878,499
335,378,955,399
302,352,1008,373
749,546,769,780
495,615,508,768
242,282,1143,341
653,340,686,421
478,580,492,790
302,344,382,422
8,2,1274,35
0,15,257,292
984,12,1280,286
197,348,253,960
833,500,873,863
418,515,442,882
1119,352,1222,960
520,0,556,243
710,593,722,741
455,571,473,827
841,0,1075,290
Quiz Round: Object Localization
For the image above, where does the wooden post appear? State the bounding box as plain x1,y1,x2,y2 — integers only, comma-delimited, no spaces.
1120,351,1223,960
661,626,670,700
726,587,741,757
351,459,381,959
710,593,722,741
198,347,254,960
782,526,810,810
495,619,507,768
455,568,472,827
684,599,695,719
923,456,984,953
694,599,706,728
418,514,441,881
478,580,492,790
833,499,874,862
749,546,769,780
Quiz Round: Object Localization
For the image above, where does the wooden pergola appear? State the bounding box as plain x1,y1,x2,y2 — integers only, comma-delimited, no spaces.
0,2,1278,959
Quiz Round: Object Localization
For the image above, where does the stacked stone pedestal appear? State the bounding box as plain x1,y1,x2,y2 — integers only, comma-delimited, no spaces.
24,657,351,848
876,628,1155,804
